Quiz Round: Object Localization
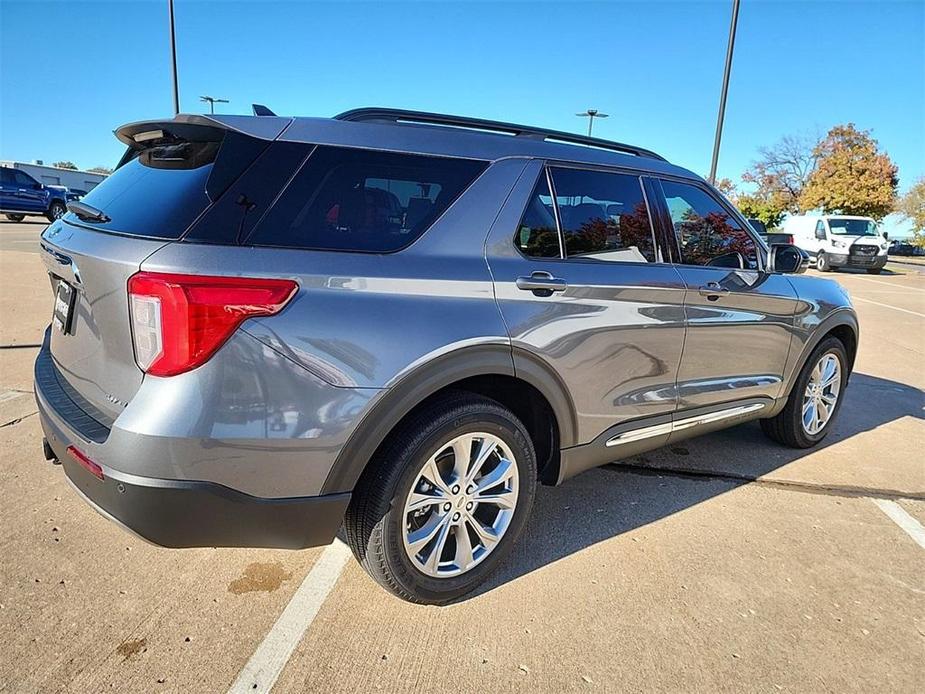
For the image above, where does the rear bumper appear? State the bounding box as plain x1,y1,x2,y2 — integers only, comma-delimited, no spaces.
36,337,351,549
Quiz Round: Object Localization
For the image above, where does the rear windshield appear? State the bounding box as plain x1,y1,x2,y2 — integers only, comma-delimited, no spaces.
65,140,219,239
246,146,487,252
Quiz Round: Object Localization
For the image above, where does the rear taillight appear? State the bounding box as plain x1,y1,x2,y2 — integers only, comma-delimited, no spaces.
786,235,795,245
67,446,104,480
127,272,297,377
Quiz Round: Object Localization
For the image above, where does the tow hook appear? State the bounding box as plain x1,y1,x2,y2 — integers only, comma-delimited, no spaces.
42,437,60,465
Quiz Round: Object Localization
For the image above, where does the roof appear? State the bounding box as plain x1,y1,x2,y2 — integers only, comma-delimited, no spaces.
115,109,699,181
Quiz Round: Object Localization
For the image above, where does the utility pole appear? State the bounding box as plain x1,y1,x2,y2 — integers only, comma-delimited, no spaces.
200,96,229,114
708,0,741,185
576,109,609,137
168,0,180,114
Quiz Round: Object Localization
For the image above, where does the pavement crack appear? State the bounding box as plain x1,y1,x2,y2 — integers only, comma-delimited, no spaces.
603,461,925,501
0,411,37,428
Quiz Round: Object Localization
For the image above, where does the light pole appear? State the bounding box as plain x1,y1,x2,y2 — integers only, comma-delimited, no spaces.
168,0,180,115
576,109,609,137
200,96,229,114
708,0,741,185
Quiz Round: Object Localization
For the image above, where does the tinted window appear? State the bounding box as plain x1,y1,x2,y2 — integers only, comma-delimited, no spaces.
247,147,487,252
0,168,13,184
551,168,655,263
13,170,36,186
661,180,758,269
515,173,560,258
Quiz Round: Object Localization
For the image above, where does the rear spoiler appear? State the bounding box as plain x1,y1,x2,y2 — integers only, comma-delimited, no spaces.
114,113,293,169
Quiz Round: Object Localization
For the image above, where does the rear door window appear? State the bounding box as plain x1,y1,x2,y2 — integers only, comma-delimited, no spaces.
550,167,656,263
246,146,487,252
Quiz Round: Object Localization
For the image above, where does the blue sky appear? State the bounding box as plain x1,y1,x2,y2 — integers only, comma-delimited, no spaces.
2,0,923,232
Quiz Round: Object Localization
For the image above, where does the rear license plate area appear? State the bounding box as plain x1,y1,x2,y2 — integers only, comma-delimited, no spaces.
52,279,76,334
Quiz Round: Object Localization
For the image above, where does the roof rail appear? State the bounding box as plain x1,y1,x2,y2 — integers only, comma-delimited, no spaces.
333,108,666,161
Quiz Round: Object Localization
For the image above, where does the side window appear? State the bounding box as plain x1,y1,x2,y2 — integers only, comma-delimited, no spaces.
0,169,13,185
660,180,758,269
247,146,487,252
551,168,656,263
514,173,560,258
815,220,827,239
14,171,35,186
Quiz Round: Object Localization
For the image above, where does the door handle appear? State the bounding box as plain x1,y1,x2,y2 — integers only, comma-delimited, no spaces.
516,271,567,296
698,281,729,300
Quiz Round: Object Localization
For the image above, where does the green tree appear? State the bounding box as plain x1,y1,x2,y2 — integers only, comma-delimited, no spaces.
87,166,112,175
897,177,925,248
734,193,786,229
799,124,898,220
53,161,78,170
742,133,818,213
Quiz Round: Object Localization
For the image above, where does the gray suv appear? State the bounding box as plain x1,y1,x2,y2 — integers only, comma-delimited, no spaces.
35,108,857,604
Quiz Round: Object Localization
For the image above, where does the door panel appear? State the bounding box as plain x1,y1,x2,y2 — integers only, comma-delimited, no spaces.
654,177,798,408
673,266,797,406
487,161,687,444
13,170,44,211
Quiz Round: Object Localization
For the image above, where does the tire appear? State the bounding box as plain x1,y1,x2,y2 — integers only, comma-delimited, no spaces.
866,268,882,275
816,252,834,272
760,336,848,448
46,200,66,222
4,213,25,222
344,392,537,605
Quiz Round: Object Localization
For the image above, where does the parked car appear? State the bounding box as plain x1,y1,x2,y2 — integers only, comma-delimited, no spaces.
35,109,856,604
0,165,76,222
781,214,889,274
888,240,924,257
747,218,796,246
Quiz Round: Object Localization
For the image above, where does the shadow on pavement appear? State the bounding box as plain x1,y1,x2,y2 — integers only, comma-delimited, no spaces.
467,371,923,600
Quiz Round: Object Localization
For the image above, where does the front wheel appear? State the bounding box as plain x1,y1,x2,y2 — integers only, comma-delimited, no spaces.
761,336,848,448
816,253,834,272
46,200,66,222
345,393,537,604
4,213,25,222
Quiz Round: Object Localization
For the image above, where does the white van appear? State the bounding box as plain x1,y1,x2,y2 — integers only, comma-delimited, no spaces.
781,215,888,274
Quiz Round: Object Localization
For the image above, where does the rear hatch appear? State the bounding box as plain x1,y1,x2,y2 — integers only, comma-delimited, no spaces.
39,115,283,423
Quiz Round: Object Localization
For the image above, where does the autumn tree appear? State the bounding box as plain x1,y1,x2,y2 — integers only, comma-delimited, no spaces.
742,132,818,213
897,177,925,248
734,193,785,229
799,124,898,220
53,161,78,170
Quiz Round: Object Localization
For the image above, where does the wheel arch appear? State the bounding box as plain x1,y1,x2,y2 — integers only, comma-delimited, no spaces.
782,308,859,399
320,345,576,494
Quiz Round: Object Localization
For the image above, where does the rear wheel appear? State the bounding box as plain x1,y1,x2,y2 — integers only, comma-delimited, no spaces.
4,213,25,222
46,200,66,222
761,336,848,448
344,393,537,604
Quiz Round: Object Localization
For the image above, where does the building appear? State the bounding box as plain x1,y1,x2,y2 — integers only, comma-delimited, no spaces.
0,160,107,195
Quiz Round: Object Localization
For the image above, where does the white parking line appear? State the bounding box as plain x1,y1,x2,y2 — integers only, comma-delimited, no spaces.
227,540,352,694
853,276,925,292
872,499,925,551
851,296,925,318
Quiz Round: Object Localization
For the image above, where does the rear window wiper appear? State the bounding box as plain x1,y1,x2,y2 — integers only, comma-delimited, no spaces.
66,201,110,223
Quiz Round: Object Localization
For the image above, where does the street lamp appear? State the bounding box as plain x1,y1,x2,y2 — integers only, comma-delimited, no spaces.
200,96,230,114
576,109,609,137
168,0,179,115
708,0,741,185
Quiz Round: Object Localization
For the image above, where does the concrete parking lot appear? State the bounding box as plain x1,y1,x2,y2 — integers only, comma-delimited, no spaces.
1,219,922,693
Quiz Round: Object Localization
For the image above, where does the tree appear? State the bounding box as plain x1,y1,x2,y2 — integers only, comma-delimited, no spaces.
87,166,112,175
742,132,818,213
713,177,737,197
734,192,786,229
53,161,78,170
897,177,925,248
799,124,898,220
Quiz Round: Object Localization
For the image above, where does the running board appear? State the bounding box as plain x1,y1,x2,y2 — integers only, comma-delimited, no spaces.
606,403,766,447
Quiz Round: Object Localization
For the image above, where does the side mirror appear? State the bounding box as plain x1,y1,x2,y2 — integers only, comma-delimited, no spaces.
769,244,809,274
34,182,44,190
883,231,889,241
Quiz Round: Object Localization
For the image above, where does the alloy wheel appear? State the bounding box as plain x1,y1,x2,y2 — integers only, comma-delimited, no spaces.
802,353,841,435
401,432,519,578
